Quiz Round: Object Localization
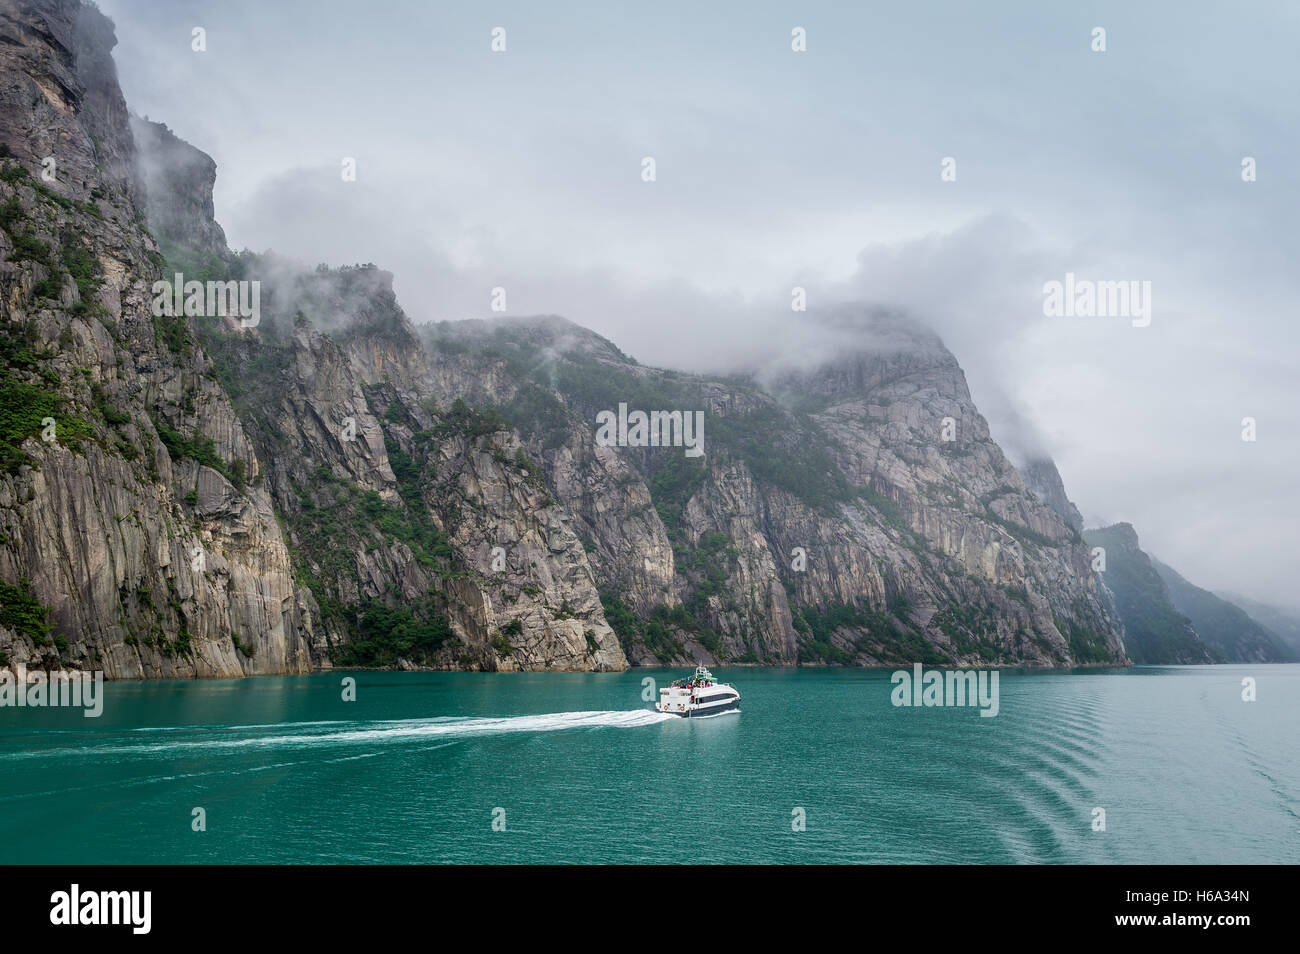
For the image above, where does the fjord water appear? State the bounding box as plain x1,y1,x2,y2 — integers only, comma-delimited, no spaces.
1,666,1296,864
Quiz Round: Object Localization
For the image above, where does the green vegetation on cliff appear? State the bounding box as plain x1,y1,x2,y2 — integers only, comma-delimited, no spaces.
794,602,944,665
332,598,453,667
0,577,56,646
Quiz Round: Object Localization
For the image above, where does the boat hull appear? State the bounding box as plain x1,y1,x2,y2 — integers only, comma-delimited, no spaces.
658,697,740,718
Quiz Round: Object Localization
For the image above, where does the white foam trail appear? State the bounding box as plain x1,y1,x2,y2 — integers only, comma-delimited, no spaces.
129,720,348,733
254,709,676,748
2,709,675,760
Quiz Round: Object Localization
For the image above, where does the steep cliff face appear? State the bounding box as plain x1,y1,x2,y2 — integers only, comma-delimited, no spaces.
417,315,1128,667
129,117,228,270
1022,458,1084,532
1083,524,1213,664
2,0,1131,675
0,0,314,676
191,266,628,672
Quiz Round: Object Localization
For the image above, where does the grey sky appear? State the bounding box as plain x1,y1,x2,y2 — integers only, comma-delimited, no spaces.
98,0,1299,610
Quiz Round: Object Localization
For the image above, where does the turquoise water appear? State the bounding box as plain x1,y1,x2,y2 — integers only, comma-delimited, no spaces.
0,665,1296,864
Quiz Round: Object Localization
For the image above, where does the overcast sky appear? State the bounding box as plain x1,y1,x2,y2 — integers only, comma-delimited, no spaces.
99,0,1299,611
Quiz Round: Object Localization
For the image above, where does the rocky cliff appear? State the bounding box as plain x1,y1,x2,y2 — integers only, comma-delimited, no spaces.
1,0,1133,674
347,303,1129,668
0,0,313,676
1022,458,1084,532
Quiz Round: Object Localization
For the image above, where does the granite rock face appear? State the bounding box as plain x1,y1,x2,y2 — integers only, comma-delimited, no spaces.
0,0,313,676
1022,458,1085,532
129,116,228,264
415,314,1128,667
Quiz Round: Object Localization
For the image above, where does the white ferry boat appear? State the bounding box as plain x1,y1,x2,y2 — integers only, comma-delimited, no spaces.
655,665,740,718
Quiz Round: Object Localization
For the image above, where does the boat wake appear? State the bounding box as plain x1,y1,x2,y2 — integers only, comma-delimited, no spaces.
2,709,676,761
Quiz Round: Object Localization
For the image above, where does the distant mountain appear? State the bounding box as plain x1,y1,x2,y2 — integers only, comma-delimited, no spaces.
1216,593,1300,660
1083,525,1215,664
1152,559,1292,663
